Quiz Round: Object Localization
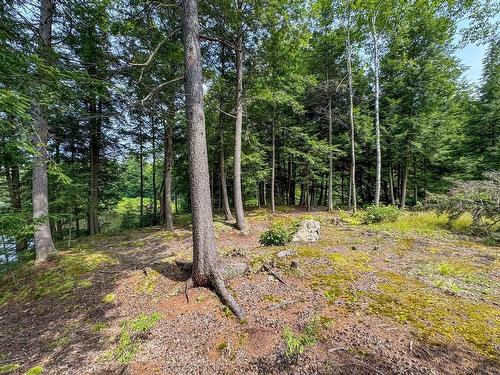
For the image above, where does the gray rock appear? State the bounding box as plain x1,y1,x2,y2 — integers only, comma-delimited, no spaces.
291,219,320,243
276,249,297,258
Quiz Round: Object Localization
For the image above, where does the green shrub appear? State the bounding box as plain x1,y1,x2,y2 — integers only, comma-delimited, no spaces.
259,223,292,246
363,205,400,224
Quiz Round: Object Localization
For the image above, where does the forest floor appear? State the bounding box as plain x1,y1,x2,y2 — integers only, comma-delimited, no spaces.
0,208,499,375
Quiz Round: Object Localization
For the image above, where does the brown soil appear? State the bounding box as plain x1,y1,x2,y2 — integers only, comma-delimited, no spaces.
0,208,498,374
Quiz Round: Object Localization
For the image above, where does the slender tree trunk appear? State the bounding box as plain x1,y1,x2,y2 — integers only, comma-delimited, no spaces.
413,156,418,205
327,73,334,211
401,163,409,209
388,162,396,206
152,117,158,225
271,117,276,214
182,0,243,317
139,123,144,226
263,181,267,206
218,46,233,221
346,10,357,212
372,18,382,206
163,106,174,231
5,166,27,251
233,33,245,230
33,0,56,263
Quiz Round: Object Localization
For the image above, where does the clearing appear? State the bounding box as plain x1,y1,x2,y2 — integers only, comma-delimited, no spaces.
0,209,498,374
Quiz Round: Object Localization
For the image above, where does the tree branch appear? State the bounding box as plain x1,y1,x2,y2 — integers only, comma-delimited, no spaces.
141,76,184,105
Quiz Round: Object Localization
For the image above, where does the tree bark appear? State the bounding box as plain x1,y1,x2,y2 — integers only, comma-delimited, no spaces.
233,33,245,230
401,163,409,209
218,46,233,221
182,0,244,318
33,0,56,263
372,17,382,206
271,116,276,214
152,116,158,225
163,105,174,231
327,72,334,211
139,122,144,226
346,9,357,212
388,162,396,206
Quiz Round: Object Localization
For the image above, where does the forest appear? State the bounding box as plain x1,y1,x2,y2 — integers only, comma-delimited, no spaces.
0,0,499,374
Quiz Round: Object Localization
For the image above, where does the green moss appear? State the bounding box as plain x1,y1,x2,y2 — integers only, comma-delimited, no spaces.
137,270,159,294
368,272,499,358
0,364,20,374
262,294,282,303
24,366,43,375
0,250,116,306
114,312,162,364
92,322,109,332
102,293,116,303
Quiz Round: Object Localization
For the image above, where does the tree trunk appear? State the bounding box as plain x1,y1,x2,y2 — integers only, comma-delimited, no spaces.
372,18,382,206
327,72,334,211
346,10,357,212
413,157,418,205
139,123,144,226
163,107,174,231
271,117,276,214
5,166,27,251
182,0,243,318
401,163,409,209
388,162,396,205
218,46,233,221
233,33,245,230
33,0,56,263
152,116,158,225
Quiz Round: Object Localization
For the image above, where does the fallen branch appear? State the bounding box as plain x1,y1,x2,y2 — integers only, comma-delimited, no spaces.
262,264,286,285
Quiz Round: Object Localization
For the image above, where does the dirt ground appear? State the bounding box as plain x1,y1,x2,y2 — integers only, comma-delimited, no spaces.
0,208,498,374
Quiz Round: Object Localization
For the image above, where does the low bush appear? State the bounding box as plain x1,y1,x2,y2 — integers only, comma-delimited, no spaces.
362,205,400,224
259,223,292,246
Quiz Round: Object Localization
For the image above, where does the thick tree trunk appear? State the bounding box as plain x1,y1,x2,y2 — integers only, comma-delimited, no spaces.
372,19,382,206
33,0,56,263
163,110,174,231
401,163,409,209
346,12,357,212
182,0,243,318
233,34,245,230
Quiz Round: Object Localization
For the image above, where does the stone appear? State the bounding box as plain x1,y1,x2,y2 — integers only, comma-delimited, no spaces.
276,249,297,258
291,220,320,243
290,260,299,269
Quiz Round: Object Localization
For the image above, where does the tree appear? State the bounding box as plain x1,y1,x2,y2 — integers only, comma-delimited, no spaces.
182,0,244,318
32,0,56,262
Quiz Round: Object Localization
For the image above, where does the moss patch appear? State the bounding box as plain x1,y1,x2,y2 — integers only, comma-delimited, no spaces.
24,366,43,375
137,269,160,294
0,250,116,306
368,272,499,358
102,293,116,303
0,364,20,374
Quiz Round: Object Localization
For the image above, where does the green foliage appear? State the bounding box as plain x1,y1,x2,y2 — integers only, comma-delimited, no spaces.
362,205,400,224
282,317,327,359
24,366,43,375
114,312,162,364
259,223,293,246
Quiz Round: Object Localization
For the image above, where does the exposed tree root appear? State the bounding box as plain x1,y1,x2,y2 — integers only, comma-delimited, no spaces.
210,269,245,319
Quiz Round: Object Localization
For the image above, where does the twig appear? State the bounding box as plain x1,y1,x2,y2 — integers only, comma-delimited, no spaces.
262,264,286,285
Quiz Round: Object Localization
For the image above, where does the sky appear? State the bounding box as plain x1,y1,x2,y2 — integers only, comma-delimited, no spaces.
455,42,487,85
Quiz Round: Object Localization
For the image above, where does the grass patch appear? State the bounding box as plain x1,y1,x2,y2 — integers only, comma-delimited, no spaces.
368,211,472,235
114,312,162,364
368,272,499,358
0,249,116,306
282,316,330,359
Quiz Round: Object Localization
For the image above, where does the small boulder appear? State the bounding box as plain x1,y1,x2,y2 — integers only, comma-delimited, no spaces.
276,249,297,258
292,220,320,243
